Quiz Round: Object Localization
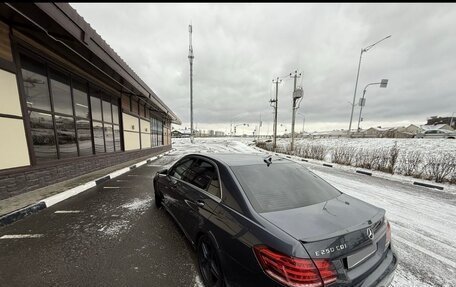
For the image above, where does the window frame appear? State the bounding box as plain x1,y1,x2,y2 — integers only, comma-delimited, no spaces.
170,156,223,202
17,46,124,165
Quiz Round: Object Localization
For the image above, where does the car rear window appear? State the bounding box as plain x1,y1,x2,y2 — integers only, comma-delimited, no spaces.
231,162,341,213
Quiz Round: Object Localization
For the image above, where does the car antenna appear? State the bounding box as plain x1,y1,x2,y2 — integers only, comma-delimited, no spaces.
263,155,272,167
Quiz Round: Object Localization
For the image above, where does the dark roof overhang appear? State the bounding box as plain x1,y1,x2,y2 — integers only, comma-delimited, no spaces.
0,2,181,124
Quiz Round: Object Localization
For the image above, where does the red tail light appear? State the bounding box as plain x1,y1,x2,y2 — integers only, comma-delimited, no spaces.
253,245,337,287
385,219,391,248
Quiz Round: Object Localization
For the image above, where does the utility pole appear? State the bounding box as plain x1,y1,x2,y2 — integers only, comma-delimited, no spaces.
270,77,281,150
258,113,262,141
290,70,302,153
450,112,455,129
188,24,194,143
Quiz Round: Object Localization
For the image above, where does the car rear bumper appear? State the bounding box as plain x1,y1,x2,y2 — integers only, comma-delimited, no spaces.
360,247,398,287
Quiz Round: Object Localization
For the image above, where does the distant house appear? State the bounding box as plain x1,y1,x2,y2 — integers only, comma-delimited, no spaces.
171,129,191,138
363,127,392,138
426,116,456,129
390,124,422,138
421,124,454,131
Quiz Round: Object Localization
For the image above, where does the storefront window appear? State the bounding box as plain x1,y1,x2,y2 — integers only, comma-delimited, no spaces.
50,69,72,115
29,111,57,161
19,49,156,163
90,96,102,122
21,54,51,112
93,121,105,153
55,115,77,158
77,119,92,156
104,124,114,152
73,79,89,119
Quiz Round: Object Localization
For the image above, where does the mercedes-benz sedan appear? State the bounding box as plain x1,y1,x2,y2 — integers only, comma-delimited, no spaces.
153,153,397,287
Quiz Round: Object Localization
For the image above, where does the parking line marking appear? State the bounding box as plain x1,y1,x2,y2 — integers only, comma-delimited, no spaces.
54,210,82,214
103,186,121,189
0,234,44,239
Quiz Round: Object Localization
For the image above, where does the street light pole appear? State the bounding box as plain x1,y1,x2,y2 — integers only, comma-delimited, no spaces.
348,49,364,136
357,79,389,132
188,24,195,143
347,35,391,136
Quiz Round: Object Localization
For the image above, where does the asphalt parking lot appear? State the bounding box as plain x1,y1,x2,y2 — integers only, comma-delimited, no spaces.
0,153,201,287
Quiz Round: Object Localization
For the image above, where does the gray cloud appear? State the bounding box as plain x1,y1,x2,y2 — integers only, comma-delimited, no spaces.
71,3,456,133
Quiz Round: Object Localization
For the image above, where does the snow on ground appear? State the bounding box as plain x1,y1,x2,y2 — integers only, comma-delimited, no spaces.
290,138,456,157
171,137,456,286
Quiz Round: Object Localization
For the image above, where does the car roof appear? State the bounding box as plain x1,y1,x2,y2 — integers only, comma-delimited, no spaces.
186,153,292,167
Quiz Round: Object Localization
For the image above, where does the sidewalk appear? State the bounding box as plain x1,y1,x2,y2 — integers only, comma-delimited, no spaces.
0,149,171,224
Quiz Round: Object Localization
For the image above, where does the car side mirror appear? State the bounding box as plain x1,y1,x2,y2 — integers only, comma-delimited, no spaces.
157,168,168,176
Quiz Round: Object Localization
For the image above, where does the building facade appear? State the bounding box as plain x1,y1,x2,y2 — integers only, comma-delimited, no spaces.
0,3,180,200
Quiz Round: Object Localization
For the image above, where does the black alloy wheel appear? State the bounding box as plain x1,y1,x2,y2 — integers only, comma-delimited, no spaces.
197,235,225,287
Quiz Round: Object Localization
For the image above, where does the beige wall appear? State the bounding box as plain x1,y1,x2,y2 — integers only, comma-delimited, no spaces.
0,67,30,170
0,117,30,169
0,69,22,116
122,113,139,132
141,133,151,149
140,119,150,133
123,130,140,151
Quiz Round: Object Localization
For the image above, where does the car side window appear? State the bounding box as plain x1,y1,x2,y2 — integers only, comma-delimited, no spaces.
169,158,194,180
182,159,221,198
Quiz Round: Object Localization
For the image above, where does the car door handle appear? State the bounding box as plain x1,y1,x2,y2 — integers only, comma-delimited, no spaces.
195,200,205,207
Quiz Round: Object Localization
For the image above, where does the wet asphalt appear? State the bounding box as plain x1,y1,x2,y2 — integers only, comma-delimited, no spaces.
0,153,200,287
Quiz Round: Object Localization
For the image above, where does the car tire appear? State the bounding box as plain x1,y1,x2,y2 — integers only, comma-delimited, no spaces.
197,235,225,287
154,182,163,208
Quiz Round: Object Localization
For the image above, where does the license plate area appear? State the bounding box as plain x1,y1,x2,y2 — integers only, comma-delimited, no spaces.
346,243,377,269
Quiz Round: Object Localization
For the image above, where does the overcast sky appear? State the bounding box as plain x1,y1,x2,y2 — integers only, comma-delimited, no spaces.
71,3,456,135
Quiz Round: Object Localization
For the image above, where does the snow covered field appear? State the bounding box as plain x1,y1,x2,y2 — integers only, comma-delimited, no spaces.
171,137,456,287
267,137,456,184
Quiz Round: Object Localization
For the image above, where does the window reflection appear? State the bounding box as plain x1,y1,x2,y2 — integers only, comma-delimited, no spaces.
21,55,51,111
29,111,57,161
55,115,77,158
90,96,102,121
112,104,119,125
114,125,121,151
50,69,72,115
105,124,114,152
73,80,89,119
93,121,105,153
77,119,93,156
20,52,127,162
102,100,112,123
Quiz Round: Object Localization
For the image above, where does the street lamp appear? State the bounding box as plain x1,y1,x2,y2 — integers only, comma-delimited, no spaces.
348,35,391,136
356,79,388,132
233,123,249,136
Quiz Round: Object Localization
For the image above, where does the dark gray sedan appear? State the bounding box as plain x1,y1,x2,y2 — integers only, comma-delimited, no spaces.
153,153,397,287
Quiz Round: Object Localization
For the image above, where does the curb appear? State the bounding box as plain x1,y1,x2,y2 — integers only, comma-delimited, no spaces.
0,202,46,226
252,146,446,192
0,150,173,227
413,181,444,190
356,170,373,176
